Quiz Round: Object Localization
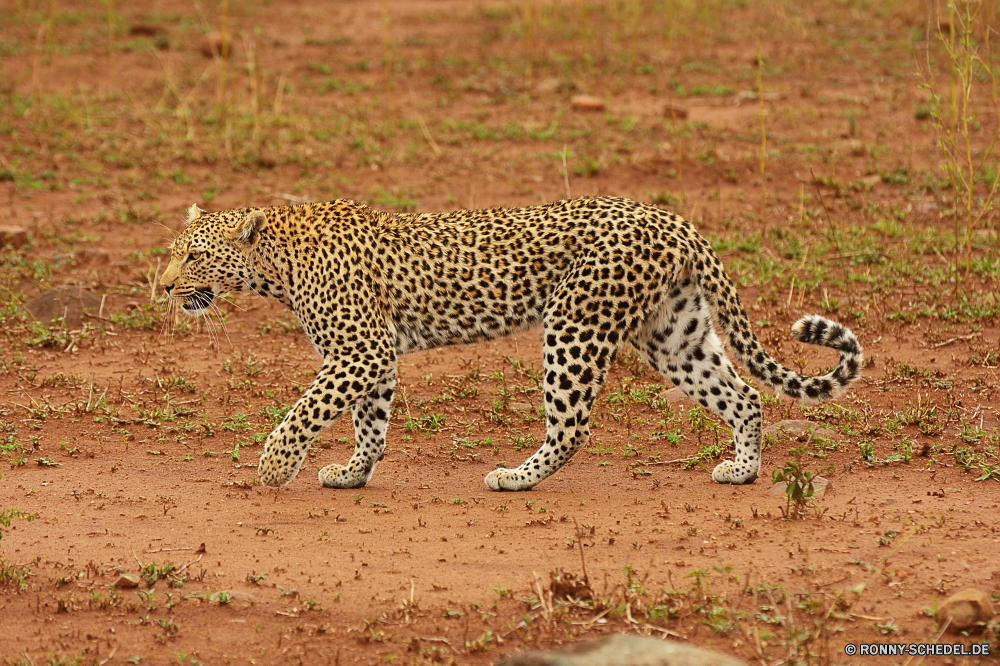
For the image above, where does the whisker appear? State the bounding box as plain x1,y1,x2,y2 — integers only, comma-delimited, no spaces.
203,300,232,351
223,292,249,313
154,221,179,238
158,299,173,342
239,278,271,308
210,301,234,349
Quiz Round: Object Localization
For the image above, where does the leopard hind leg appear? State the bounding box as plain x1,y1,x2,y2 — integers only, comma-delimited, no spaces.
630,281,762,484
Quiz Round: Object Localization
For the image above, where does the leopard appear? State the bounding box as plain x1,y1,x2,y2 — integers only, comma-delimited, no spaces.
159,196,862,492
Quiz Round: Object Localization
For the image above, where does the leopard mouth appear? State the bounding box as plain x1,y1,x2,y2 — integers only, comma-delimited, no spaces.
182,288,216,312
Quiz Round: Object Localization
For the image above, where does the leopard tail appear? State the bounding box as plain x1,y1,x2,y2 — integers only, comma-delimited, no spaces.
694,239,863,404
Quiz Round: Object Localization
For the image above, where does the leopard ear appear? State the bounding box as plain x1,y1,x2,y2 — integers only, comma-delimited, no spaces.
184,203,205,226
230,209,265,244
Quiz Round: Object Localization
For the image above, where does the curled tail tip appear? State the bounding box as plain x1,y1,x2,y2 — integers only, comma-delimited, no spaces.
792,314,863,356
791,314,831,344
784,314,864,404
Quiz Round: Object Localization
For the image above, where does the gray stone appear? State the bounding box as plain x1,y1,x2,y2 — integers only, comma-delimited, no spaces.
24,286,102,328
0,226,28,249
657,388,690,404
935,588,996,633
74,248,111,268
495,635,748,666
114,573,141,589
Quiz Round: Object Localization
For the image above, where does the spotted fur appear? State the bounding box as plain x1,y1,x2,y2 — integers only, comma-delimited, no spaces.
159,196,862,491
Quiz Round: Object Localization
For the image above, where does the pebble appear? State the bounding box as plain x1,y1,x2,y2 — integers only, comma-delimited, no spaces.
571,95,605,111
935,588,996,633
114,573,141,589
657,387,690,404
0,226,28,249
662,104,689,119
24,286,102,328
201,31,232,58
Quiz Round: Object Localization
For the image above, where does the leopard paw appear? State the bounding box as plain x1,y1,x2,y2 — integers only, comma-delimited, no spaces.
318,463,369,489
484,468,538,492
711,460,759,485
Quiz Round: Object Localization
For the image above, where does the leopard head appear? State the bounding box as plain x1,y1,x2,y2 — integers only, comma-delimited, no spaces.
160,204,266,316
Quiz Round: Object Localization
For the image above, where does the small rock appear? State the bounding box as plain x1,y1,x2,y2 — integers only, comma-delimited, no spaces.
201,31,232,58
114,573,140,589
848,139,866,157
74,248,111,268
52,249,111,269
761,420,838,442
534,78,562,95
129,24,169,49
657,387,690,404
24,286,102,328
496,634,748,666
769,475,832,498
935,588,996,633
509,402,533,412
571,95,605,111
129,24,165,37
0,226,28,249
662,104,689,120
255,150,277,169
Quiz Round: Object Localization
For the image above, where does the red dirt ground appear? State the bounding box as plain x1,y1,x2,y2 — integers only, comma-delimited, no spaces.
1,1,998,664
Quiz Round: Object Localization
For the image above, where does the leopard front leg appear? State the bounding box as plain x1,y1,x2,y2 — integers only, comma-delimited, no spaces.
318,370,396,488
258,350,396,488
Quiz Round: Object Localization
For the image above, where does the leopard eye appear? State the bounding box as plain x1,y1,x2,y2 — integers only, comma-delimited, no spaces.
187,251,204,262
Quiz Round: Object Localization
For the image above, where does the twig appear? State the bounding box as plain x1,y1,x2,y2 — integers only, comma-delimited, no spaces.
809,168,836,240
572,517,590,587
930,333,979,348
643,623,681,638
149,257,161,304
560,145,571,199
97,646,118,666
569,608,610,627
422,637,460,654
903,617,951,666
408,88,441,158
416,115,442,157
273,192,313,204
643,456,698,466
175,553,203,574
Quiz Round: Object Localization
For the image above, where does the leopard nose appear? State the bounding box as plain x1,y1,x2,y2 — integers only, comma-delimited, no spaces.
163,284,173,295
